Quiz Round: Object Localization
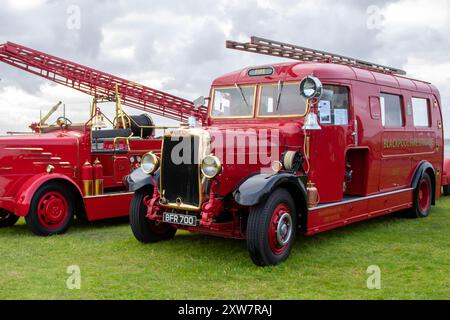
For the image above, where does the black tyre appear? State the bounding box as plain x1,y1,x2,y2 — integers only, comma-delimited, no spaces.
443,184,450,196
0,209,20,228
247,188,297,266
130,188,176,243
25,182,74,236
407,172,432,218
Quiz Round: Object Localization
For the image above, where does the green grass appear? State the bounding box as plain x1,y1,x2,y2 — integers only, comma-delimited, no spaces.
1,198,449,300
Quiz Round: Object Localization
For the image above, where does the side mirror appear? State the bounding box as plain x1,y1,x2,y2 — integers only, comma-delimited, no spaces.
300,76,323,100
193,96,206,109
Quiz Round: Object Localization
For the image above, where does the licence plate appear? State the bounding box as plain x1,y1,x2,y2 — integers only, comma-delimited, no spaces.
163,212,198,226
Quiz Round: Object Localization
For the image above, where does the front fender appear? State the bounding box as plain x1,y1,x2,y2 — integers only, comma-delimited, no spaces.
126,167,157,192
233,172,307,207
14,173,82,217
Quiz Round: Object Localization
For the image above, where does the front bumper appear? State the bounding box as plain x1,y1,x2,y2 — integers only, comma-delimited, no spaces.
145,183,244,239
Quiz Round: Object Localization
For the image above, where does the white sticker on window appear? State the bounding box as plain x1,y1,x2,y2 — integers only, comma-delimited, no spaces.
319,100,331,124
267,97,274,113
214,92,230,112
334,109,348,125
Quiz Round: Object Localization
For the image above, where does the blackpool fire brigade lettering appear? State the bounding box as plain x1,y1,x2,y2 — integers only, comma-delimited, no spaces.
383,138,434,149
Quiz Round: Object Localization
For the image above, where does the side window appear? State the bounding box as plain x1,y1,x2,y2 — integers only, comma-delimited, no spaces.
318,85,350,125
412,97,430,127
380,93,404,127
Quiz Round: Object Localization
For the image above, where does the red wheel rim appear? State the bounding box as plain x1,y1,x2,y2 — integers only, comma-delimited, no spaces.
37,191,69,230
269,203,293,255
418,178,431,212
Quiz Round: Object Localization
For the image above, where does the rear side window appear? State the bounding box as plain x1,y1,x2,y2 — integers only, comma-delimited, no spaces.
380,93,403,127
412,97,430,127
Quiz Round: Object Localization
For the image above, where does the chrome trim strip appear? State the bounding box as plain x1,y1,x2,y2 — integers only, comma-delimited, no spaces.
310,188,414,211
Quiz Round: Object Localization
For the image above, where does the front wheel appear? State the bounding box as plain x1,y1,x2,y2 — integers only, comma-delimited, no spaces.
0,209,20,228
130,188,176,243
25,182,74,236
246,189,297,266
407,172,433,218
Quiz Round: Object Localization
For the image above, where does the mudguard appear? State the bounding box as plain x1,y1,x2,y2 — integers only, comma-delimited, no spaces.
127,167,157,192
411,161,436,205
233,172,307,207
14,173,82,217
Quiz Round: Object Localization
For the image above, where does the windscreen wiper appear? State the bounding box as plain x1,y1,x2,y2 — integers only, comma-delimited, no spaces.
235,83,251,110
276,80,284,111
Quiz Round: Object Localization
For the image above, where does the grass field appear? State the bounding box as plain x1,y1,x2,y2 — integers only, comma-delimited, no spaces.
1,197,449,300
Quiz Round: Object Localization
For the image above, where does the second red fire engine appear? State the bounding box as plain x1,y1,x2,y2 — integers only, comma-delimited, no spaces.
0,42,205,236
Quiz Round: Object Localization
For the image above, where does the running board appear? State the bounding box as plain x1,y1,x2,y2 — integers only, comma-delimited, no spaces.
306,188,414,235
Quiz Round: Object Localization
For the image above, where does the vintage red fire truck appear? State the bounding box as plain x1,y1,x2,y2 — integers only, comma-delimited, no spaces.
130,37,449,266
0,42,205,236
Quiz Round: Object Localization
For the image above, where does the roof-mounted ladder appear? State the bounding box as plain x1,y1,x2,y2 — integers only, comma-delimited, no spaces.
226,36,406,76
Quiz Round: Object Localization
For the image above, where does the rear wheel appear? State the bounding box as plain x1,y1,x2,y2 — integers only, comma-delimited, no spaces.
130,188,176,243
408,172,432,218
25,182,74,236
247,189,297,266
0,209,19,228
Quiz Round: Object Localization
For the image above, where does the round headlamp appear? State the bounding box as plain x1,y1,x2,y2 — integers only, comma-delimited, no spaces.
201,155,222,179
300,76,323,99
141,152,159,175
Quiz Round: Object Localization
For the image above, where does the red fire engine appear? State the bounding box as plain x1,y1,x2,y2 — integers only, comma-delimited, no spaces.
130,36,449,266
0,42,205,236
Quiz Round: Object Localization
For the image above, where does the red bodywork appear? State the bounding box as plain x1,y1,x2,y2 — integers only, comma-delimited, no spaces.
146,61,445,238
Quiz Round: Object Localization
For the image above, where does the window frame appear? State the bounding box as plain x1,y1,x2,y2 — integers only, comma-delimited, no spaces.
380,92,405,128
317,84,351,126
209,84,257,120
411,97,431,128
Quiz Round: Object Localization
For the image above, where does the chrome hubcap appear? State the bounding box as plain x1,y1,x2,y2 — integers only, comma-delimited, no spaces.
276,213,292,246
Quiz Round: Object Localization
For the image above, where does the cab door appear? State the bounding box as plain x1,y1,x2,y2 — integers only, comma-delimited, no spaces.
310,84,352,203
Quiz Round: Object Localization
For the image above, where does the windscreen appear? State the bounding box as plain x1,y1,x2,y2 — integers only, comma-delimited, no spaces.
211,86,256,118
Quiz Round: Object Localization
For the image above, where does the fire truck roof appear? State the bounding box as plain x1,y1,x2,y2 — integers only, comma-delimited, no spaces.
212,62,440,97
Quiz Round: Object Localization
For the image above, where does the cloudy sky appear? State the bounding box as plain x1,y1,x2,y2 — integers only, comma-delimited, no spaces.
0,0,449,136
